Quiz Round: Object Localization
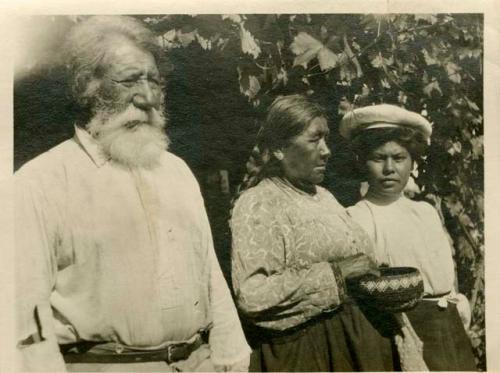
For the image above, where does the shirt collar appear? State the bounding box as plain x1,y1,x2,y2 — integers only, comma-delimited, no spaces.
74,125,111,168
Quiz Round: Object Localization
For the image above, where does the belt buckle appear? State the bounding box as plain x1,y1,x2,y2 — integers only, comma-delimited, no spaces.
166,343,180,364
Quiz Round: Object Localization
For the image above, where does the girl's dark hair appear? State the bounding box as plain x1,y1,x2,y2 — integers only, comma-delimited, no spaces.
351,126,428,165
235,94,327,198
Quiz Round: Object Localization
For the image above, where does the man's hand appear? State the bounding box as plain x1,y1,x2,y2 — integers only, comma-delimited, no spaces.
336,253,380,280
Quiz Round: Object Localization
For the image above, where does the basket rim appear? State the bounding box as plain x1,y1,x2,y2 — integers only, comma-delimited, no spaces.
348,266,422,284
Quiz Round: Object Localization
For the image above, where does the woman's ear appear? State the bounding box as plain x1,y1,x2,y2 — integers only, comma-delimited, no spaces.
273,150,284,161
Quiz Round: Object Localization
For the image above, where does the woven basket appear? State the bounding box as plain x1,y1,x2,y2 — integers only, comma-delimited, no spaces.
346,267,424,313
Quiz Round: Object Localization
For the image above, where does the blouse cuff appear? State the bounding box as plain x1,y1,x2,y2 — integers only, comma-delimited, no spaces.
329,261,347,303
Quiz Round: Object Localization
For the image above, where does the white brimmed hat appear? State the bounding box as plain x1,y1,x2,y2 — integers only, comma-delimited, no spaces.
339,104,432,141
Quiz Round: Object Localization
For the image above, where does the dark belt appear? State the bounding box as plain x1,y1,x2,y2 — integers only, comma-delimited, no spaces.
248,306,342,344
423,291,451,299
61,330,209,364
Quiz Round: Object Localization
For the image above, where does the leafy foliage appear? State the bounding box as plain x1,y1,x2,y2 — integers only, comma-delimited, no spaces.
11,14,479,369
138,13,484,369
13,13,482,368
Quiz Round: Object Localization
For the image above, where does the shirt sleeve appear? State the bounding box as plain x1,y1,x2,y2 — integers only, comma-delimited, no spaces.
230,191,344,330
15,169,67,371
178,160,251,368
207,243,252,368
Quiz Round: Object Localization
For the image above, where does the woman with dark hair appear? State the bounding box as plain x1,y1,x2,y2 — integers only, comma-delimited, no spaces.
341,104,476,371
230,95,399,372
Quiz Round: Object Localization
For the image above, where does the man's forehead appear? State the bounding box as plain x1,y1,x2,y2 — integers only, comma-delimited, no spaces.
100,34,159,74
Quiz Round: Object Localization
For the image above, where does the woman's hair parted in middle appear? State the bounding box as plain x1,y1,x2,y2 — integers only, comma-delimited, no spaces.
236,94,327,197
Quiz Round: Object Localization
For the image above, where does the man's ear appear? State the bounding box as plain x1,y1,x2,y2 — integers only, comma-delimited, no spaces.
272,149,284,161
75,68,103,100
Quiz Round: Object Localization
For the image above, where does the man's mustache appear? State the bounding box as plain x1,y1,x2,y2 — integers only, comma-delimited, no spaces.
88,104,166,137
106,106,165,130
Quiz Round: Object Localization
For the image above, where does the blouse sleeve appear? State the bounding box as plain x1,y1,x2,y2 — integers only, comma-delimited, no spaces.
418,201,457,293
346,202,387,265
346,203,376,243
230,191,345,330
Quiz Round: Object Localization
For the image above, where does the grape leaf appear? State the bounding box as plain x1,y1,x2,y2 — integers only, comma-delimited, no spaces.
423,80,442,97
317,47,338,70
238,67,261,100
290,32,323,68
446,62,461,84
240,25,261,59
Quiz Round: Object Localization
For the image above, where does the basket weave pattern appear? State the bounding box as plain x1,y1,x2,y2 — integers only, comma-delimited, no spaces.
347,267,424,313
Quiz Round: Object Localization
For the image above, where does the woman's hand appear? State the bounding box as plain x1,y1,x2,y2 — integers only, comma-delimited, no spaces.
454,293,472,330
335,253,380,280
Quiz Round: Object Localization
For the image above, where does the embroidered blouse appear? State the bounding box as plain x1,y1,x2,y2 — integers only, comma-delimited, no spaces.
230,177,374,331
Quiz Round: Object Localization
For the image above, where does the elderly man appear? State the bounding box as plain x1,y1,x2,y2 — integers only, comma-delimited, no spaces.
15,16,250,372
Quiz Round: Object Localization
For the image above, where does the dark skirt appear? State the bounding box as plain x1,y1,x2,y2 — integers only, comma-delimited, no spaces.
406,301,477,371
245,301,399,372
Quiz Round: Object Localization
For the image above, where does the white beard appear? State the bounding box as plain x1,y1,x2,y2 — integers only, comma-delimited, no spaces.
86,104,169,169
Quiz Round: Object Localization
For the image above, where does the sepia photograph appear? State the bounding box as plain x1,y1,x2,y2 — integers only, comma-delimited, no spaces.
3,1,498,371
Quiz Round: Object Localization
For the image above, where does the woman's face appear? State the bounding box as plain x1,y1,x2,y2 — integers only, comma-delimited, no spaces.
365,141,413,198
279,117,331,186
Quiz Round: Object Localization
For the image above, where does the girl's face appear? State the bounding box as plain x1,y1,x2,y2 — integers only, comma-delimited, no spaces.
365,141,413,198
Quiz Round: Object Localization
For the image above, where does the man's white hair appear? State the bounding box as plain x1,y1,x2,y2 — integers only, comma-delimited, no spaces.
64,16,160,107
